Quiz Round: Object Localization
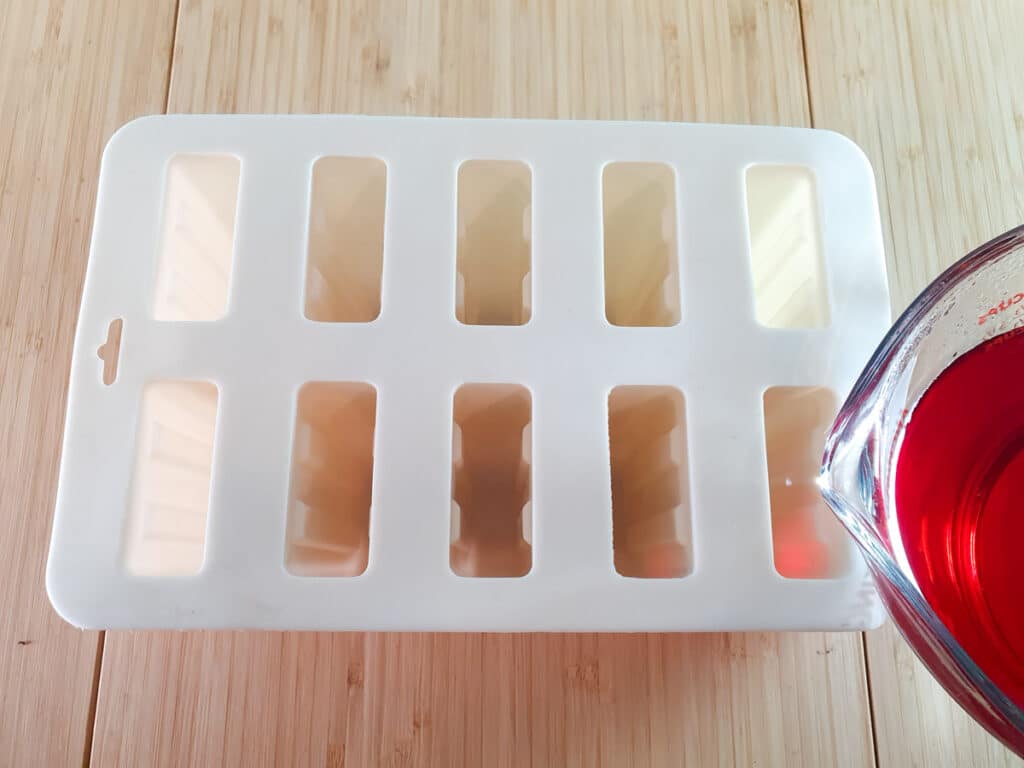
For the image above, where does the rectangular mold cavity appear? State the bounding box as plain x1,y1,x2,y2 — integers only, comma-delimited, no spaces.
763,386,850,578
450,384,532,577
124,380,218,576
602,162,681,327
286,382,377,576
455,160,532,325
305,157,387,322
154,155,240,321
608,386,692,578
746,165,830,328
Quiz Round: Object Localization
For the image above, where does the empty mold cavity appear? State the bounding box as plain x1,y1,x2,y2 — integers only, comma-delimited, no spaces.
124,380,218,575
450,384,532,576
746,165,830,328
153,155,240,321
763,387,849,578
305,157,387,322
456,160,532,325
602,162,681,327
286,382,377,576
608,386,692,578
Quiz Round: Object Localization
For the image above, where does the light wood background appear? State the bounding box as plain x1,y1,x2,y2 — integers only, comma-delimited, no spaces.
1,0,1022,765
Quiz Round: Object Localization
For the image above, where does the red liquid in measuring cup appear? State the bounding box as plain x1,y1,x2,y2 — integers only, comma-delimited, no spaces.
895,326,1024,708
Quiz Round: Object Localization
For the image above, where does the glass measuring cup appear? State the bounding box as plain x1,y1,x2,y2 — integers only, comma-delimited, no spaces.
820,224,1024,756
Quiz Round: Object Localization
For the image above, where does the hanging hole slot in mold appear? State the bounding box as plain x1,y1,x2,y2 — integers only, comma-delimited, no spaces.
608,386,693,578
763,386,850,578
746,165,830,328
305,157,387,322
456,160,532,325
97,318,123,385
450,384,532,577
124,380,218,576
602,162,681,327
153,155,240,321
286,382,377,576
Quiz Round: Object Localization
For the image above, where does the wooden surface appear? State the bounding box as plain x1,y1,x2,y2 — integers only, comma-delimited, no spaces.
0,0,1021,765
0,1,176,765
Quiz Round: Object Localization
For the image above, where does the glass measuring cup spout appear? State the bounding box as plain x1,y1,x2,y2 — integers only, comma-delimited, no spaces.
820,224,1024,756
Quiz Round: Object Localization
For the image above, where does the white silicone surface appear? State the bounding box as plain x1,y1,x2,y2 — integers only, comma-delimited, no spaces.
47,115,890,630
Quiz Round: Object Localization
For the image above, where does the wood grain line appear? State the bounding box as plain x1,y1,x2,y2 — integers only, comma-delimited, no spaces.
83,632,107,768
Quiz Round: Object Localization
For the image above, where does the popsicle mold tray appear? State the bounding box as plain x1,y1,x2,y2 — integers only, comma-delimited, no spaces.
48,115,890,630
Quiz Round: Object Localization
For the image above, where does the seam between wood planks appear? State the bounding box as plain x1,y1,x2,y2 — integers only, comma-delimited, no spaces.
84,1,184,763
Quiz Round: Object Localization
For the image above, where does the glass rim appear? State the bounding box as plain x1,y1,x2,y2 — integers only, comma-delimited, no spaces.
827,223,1024,467
821,223,1024,752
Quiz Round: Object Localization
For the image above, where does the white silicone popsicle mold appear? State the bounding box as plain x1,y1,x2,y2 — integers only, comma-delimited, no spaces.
47,115,890,630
